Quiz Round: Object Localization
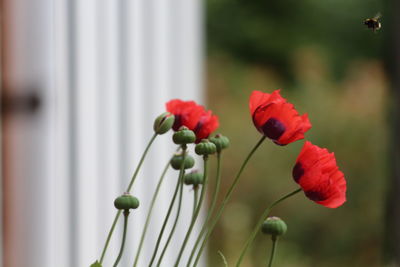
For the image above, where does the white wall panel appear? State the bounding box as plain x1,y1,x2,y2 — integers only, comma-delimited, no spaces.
2,0,205,266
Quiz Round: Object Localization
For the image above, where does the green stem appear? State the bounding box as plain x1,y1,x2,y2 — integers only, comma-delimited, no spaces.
113,210,130,267
133,157,172,267
218,251,228,267
156,169,186,266
187,153,223,266
192,136,266,267
100,211,121,264
267,238,278,267
192,186,199,221
235,188,301,267
99,133,158,264
174,156,210,266
126,133,158,192
148,146,187,267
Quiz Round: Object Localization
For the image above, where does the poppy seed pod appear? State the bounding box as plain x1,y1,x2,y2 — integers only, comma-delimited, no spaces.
114,193,140,210
261,217,287,239
184,170,204,186
209,134,230,153
195,139,217,156
172,126,196,145
170,153,195,170
153,112,175,134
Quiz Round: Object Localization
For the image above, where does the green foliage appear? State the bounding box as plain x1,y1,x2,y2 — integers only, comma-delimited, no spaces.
206,1,387,265
207,0,385,81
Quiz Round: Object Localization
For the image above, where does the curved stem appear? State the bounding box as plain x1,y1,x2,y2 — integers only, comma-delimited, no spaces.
174,156,210,266
267,238,278,267
192,136,266,267
113,210,130,267
99,133,158,264
100,211,121,264
126,133,158,192
133,157,172,267
192,186,199,221
218,251,228,267
235,188,301,267
156,169,186,266
148,146,187,267
187,153,222,266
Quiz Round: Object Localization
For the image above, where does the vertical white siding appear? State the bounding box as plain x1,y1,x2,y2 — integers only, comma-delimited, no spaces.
2,0,205,266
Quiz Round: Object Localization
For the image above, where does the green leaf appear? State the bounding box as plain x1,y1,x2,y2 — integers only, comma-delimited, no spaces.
90,260,102,267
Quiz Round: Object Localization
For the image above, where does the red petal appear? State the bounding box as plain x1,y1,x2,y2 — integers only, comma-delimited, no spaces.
293,141,347,208
194,111,219,142
249,90,311,145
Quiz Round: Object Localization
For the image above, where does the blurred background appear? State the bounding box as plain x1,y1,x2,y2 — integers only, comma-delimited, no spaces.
1,0,398,266
205,0,396,267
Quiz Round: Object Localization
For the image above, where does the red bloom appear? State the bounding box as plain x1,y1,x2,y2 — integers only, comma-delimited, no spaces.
193,111,219,143
249,90,311,145
166,99,219,142
292,141,346,208
166,100,205,131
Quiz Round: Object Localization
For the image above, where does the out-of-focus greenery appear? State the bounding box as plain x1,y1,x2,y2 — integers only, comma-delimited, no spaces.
207,0,385,82
205,0,388,266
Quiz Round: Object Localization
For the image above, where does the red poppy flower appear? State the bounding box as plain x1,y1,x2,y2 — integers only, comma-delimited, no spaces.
193,110,219,143
249,90,311,145
292,141,346,208
166,99,219,142
166,99,205,131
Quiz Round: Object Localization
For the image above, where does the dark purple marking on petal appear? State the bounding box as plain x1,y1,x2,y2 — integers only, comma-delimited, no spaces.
172,115,182,131
252,104,272,127
193,120,204,134
292,162,304,183
261,117,286,140
305,190,328,202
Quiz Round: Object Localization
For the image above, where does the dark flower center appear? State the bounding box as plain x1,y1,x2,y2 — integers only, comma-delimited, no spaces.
292,162,304,182
305,190,327,202
172,115,182,131
261,118,286,140
194,120,203,133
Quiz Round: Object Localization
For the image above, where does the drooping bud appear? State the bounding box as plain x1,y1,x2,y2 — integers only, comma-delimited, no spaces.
209,134,230,153
153,112,175,134
184,170,204,186
172,126,196,145
195,139,217,156
170,152,195,170
114,193,140,210
261,216,287,240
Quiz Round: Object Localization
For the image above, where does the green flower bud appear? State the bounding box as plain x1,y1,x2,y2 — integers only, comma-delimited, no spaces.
172,126,196,145
195,139,217,156
153,112,175,134
209,134,230,153
114,193,140,210
184,170,204,186
170,153,195,170
90,261,102,267
261,216,287,239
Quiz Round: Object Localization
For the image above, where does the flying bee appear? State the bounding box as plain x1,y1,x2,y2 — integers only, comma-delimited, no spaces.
364,13,382,32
